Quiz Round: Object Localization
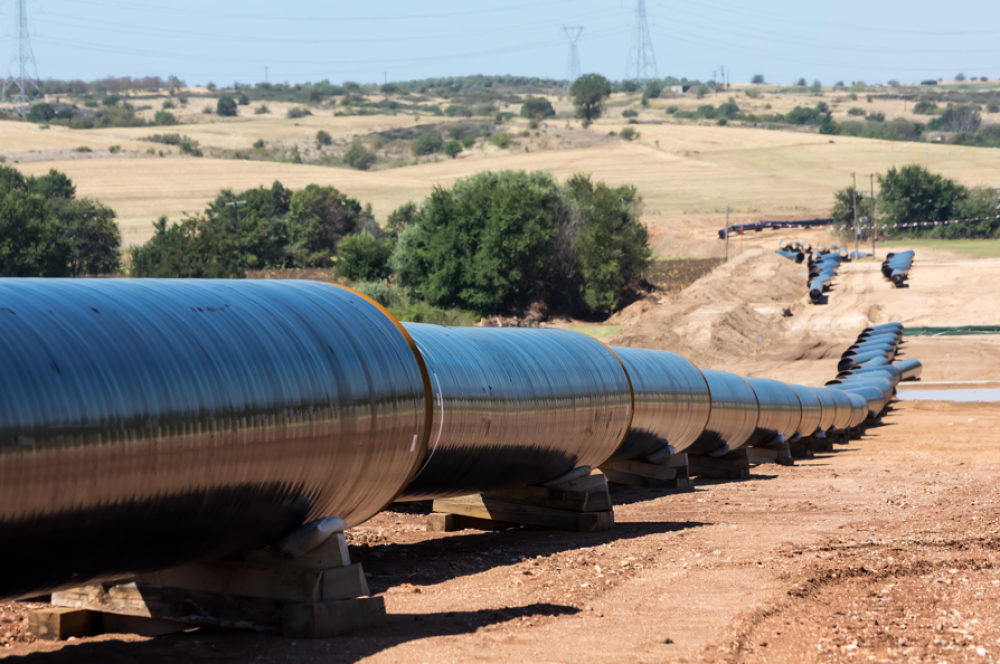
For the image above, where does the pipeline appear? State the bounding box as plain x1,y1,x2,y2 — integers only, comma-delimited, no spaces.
881,250,914,288
0,279,923,602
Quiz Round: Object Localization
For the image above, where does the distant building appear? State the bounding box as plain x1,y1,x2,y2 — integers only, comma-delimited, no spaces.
669,85,692,94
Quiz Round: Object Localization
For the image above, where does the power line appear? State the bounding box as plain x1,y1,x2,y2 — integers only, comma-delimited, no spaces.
625,0,657,82
563,26,583,91
2,0,41,117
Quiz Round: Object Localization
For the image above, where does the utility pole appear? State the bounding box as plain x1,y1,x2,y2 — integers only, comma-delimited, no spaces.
264,67,269,83
225,200,248,270
562,26,584,92
712,70,717,96
625,0,658,82
852,172,859,258
2,0,42,117
870,173,877,259
383,72,388,86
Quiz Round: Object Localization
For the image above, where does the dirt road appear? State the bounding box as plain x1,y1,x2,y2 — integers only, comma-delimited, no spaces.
4,400,999,664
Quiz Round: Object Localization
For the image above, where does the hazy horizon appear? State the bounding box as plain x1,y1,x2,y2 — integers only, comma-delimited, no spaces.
3,0,997,87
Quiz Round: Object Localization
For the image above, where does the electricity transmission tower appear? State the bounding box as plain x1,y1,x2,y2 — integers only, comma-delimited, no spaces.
563,26,583,91
625,0,657,82
2,0,41,117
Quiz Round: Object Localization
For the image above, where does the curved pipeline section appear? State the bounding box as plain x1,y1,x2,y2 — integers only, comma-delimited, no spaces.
881,251,914,287
0,279,431,600
397,325,633,500
744,378,802,447
687,370,759,457
609,347,711,461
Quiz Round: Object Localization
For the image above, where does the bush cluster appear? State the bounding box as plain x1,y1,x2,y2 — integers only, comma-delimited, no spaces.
0,166,121,277
391,170,651,316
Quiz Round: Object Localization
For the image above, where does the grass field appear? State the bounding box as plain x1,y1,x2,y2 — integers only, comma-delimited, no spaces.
7,84,1000,246
882,238,1000,258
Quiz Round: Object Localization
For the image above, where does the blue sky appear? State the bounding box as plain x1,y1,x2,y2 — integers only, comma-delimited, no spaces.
4,0,997,86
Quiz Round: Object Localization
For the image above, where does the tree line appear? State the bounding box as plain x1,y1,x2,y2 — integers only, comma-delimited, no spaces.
831,164,1000,238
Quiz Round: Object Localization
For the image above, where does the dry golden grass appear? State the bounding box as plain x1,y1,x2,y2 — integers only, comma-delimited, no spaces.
13,119,1000,247
0,122,151,154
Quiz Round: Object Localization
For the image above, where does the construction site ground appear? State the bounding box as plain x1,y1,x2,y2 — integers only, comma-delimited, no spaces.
3,237,999,664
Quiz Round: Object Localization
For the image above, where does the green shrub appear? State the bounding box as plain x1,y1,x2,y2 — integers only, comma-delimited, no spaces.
664,105,679,114
316,130,332,147
162,100,176,110
751,74,765,84
619,127,638,141
109,145,122,154
520,97,555,119
443,140,463,158
343,142,376,170
27,103,55,122
411,132,444,156
622,109,638,118
254,104,270,115
913,100,938,114
928,105,981,132
287,107,312,119
286,184,372,267
444,104,473,117
744,89,761,98
335,231,393,281
73,146,92,153
154,110,178,125
253,139,265,149
986,101,999,114
216,95,238,117
490,132,513,149
847,107,866,116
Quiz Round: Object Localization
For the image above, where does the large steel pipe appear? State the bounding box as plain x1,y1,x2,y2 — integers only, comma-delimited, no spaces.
687,370,759,457
397,325,633,500
824,387,855,431
789,384,823,436
841,342,896,361
838,350,892,372
894,358,923,381
744,378,802,446
609,347,711,462
0,279,432,601
844,392,870,427
837,364,903,386
810,386,837,433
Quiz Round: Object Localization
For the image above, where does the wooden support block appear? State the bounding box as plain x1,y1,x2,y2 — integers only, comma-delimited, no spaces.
788,440,815,459
137,560,369,604
432,495,613,532
283,597,387,638
100,614,192,637
665,453,691,479
483,482,612,513
551,471,609,494
600,458,695,489
427,513,518,532
52,583,285,632
687,448,751,480
747,446,795,467
28,607,100,640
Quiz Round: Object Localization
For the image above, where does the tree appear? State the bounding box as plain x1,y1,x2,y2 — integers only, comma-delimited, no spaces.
0,189,71,277
520,97,555,119
411,132,444,156
335,231,393,281
619,80,640,93
0,166,120,277
316,130,333,147
343,142,376,170
619,127,639,141
751,74,765,84
442,140,463,159
795,78,807,87
955,73,966,82
878,165,967,228
564,174,651,312
569,74,612,124
643,81,662,99
830,185,873,227
810,79,822,94
216,95,238,117
391,170,563,313
386,201,418,237
48,197,122,275
286,184,371,267
928,105,981,133
26,103,55,123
